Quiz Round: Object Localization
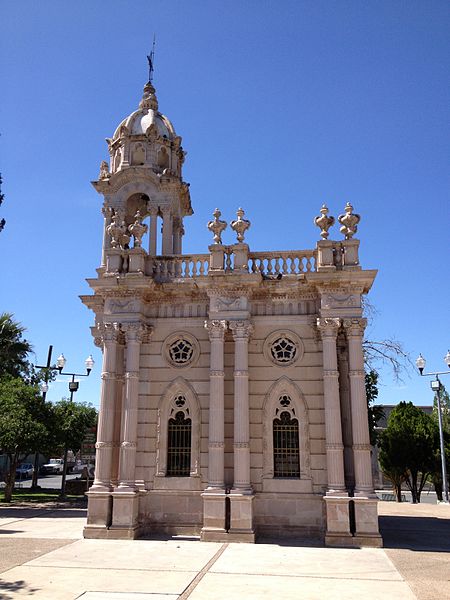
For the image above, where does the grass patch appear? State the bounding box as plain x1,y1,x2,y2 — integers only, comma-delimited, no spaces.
0,488,84,503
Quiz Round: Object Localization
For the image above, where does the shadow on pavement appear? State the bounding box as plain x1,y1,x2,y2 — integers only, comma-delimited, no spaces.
380,515,450,552
0,578,39,599
0,507,87,519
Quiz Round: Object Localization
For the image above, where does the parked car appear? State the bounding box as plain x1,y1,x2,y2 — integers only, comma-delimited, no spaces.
40,458,64,475
16,463,34,478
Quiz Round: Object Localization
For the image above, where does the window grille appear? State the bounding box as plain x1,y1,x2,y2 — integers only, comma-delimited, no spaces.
168,338,194,364
270,336,297,364
167,411,192,476
273,411,300,478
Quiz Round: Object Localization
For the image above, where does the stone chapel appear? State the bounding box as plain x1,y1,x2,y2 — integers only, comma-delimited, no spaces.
81,74,382,547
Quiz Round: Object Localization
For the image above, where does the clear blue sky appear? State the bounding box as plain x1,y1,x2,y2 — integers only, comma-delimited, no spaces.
1,1,449,408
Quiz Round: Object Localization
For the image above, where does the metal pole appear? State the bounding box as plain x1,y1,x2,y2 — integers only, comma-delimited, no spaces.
60,374,75,498
436,376,449,503
32,345,53,489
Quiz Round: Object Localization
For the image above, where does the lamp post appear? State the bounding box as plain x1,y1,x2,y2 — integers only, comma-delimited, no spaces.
416,350,450,503
33,345,56,489
56,353,95,498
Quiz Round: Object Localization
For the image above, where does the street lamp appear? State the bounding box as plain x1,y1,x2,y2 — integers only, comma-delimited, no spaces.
416,350,450,503
58,354,95,497
33,345,59,489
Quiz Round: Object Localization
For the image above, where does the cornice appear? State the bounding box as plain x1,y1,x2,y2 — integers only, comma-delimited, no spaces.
91,167,161,195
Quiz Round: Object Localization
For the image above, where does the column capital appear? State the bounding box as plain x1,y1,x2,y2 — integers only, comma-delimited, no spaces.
205,319,227,340
342,318,367,337
317,317,341,337
121,322,153,343
93,322,124,347
148,206,158,217
229,320,253,340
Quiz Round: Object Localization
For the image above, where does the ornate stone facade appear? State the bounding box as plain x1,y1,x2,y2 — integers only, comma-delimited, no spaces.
82,75,381,547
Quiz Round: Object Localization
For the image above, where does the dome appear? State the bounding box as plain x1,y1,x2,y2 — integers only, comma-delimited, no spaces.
112,82,176,141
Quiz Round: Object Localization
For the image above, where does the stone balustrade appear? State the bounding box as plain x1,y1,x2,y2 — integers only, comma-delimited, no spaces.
104,242,360,280
149,254,210,281
248,250,316,275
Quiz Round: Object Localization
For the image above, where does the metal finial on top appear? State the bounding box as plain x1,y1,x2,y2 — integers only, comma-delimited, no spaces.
147,35,156,83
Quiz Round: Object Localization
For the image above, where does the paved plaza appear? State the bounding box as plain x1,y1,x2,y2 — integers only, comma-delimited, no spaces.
0,501,449,599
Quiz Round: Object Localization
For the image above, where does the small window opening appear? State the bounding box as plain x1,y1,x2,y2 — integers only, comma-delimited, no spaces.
167,411,191,476
273,411,300,478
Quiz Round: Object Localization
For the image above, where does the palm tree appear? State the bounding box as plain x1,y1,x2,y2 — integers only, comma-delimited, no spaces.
0,313,33,378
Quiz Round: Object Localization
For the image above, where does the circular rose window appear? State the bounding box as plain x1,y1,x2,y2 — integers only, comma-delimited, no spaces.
264,330,303,366
163,332,199,368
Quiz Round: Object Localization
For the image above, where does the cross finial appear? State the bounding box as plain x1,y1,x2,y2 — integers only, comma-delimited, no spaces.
147,35,156,83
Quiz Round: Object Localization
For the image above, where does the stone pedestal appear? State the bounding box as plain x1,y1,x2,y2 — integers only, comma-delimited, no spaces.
83,492,112,538
342,239,360,270
208,244,225,271
106,248,123,275
353,497,382,547
324,496,352,546
128,247,146,274
200,491,227,541
110,491,140,538
232,243,249,273
316,240,336,272
228,492,255,542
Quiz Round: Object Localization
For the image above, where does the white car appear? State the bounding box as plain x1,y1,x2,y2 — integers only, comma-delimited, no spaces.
40,458,64,475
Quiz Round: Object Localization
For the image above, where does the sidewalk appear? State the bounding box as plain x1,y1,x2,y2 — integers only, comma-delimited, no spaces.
0,502,449,599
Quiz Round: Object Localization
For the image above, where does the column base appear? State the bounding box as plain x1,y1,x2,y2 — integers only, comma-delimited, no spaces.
353,496,382,547
110,490,139,532
84,491,112,537
323,495,382,548
229,492,255,542
324,495,351,541
200,490,227,541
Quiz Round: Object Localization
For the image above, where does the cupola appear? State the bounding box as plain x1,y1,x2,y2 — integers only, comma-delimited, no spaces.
106,81,185,178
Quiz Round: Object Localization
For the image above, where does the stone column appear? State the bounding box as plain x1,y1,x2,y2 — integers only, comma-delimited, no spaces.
201,320,227,542
337,334,354,491
205,320,227,489
91,323,122,493
173,217,183,255
148,208,158,256
318,317,352,546
317,318,347,495
343,318,374,496
101,202,112,269
117,323,152,490
228,320,255,542
111,323,152,536
229,320,253,491
85,323,122,536
161,208,173,255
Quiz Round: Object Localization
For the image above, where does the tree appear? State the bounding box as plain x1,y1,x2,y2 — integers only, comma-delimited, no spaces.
52,398,97,496
0,313,33,379
0,173,5,233
52,399,97,455
0,377,54,502
365,369,384,446
379,402,437,503
430,385,450,501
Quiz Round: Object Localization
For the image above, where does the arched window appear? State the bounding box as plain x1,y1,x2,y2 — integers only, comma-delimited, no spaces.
157,146,169,170
155,379,201,489
167,409,191,477
262,377,312,491
273,408,300,478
